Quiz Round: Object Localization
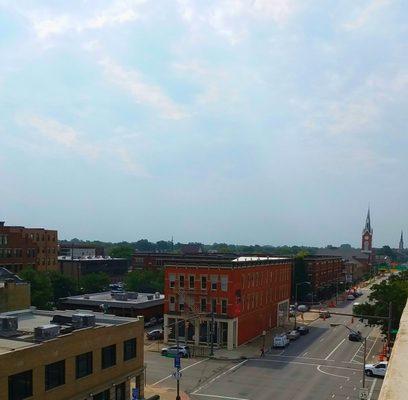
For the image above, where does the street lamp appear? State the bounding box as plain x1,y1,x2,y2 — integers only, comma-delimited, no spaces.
330,323,367,389
294,281,311,329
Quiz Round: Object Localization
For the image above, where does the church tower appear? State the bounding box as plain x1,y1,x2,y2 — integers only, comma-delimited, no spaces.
362,208,373,253
399,230,404,251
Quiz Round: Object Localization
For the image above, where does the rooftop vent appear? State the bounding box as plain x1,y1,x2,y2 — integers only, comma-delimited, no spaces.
127,292,138,299
147,294,153,300
72,313,96,329
154,292,160,299
0,316,18,336
113,292,128,301
34,324,60,341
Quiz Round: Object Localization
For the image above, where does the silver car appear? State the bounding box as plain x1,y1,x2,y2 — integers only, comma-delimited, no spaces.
161,345,190,358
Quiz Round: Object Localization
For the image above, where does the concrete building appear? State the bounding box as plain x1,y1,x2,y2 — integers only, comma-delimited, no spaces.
0,308,144,400
0,268,30,312
59,257,129,284
0,221,58,273
164,255,292,350
60,291,164,321
59,244,105,259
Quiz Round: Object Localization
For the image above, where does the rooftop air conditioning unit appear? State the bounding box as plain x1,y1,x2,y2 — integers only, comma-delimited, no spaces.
147,294,153,300
0,316,18,334
113,292,128,301
154,292,160,299
72,313,96,329
127,292,138,299
34,324,61,341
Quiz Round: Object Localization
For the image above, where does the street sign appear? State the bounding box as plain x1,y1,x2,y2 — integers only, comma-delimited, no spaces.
172,371,182,380
359,388,369,400
132,388,139,400
174,355,181,368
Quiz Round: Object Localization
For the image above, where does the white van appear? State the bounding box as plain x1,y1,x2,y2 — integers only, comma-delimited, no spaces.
273,334,289,348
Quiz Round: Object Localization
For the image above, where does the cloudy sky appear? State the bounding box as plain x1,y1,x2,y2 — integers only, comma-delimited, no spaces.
0,0,407,247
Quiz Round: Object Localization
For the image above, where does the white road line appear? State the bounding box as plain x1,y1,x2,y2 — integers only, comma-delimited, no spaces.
368,378,377,400
152,358,209,386
193,394,249,400
317,365,349,379
192,360,248,395
320,338,325,342
350,342,364,363
325,339,346,360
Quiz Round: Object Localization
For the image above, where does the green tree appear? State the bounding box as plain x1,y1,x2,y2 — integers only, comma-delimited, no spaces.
125,270,164,293
47,271,78,302
354,272,408,337
19,267,53,310
109,245,134,260
79,272,110,294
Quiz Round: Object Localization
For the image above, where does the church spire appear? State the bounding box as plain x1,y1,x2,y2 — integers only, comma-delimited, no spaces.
363,207,372,234
399,230,404,251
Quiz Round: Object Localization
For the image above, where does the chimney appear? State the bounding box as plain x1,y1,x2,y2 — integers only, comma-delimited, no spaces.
0,221,5,227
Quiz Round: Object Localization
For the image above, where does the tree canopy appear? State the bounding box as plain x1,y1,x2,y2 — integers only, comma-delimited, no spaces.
125,270,164,293
19,267,53,310
79,272,110,294
109,244,134,260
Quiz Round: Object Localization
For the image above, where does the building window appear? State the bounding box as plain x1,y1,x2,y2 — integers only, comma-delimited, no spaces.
211,298,217,313
201,276,207,290
169,296,175,311
221,299,227,314
169,274,175,288
76,352,93,379
123,338,137,361
179,275,184,288
115,382,126,400
210,275,217,291
94,389,110,400
200,297,207,312
189,275,195,289
102,345,116,369
221,275,228,291
8,370,32,400
45,360,65,391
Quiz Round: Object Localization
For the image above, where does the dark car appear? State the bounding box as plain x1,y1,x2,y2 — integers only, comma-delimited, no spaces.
296,326,310,335
349,332,363,342
146,329,163,340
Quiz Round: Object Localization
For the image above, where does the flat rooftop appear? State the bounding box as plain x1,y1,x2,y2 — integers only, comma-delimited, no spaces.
0,309,140,355
62,291,164,309
58,256,127,261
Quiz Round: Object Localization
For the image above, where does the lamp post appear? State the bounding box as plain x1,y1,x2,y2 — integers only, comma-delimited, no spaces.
330,323,367,389
294,281,311,329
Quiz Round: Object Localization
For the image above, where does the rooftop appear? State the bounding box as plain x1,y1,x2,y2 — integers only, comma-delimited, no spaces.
58,256,127,261
62,291,164,309
0,308,139,355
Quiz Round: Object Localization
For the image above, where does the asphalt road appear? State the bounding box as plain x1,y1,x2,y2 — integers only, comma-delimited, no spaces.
188,286,385,400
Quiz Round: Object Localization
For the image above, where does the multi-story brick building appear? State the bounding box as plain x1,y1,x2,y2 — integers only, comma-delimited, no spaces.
0,309,144,400
163,255,292,350
294,256,344,302
0,221,58,273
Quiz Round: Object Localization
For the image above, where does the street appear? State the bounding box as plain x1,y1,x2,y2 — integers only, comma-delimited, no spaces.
147,285,385,400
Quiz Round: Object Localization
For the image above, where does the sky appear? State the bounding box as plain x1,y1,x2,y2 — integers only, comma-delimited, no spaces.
0,0,407,247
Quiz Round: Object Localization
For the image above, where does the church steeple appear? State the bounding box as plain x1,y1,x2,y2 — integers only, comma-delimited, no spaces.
362,207,373,253
399,230,404,251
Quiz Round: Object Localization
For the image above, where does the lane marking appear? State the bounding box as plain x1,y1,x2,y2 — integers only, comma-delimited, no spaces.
192,359,248,395
368,378,377,400
317,365,349,379
193,394,249,400
325,338,346,360
152,358,209,386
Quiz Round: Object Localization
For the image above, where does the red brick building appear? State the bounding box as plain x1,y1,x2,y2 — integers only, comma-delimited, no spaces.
164,255,292,350
0,221,58,273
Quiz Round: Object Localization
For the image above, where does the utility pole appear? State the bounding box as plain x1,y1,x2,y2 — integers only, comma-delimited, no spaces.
175,317,181,400
210,312,215,357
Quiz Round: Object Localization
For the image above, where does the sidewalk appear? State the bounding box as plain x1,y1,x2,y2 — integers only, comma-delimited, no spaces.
144,385,190,400
214,314,319,360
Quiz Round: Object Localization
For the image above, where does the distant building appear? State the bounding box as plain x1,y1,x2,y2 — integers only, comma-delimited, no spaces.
164,255,292,350
0,308,144,400
0,268,30,312
59,256,129,284
399,230,404,251
180,244,203,254
362,207,373,257
0,221,58,273
60,291,164,321
59,244,105,259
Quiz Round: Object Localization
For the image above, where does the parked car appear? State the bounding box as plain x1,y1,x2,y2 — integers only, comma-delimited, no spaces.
146,329,163,340
287,330,300,340
144,317,158,328
319,310,331,319
296,326,310,335
273,334,290,348
347,294,356,300
348,331,363,342
297,304,309,312
365,362,388,377
161,345,190,358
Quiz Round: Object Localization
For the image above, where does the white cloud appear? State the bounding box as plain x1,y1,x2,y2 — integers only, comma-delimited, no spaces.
115,146,150,177
343,0,391,31
100,58,187,120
